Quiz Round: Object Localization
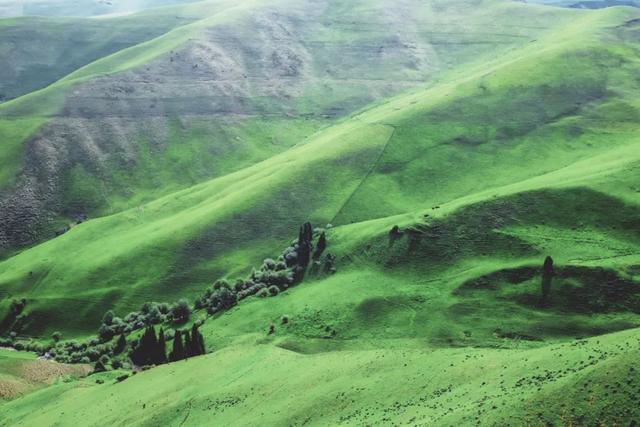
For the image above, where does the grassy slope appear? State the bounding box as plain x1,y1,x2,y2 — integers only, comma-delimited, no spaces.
0,12,197,102
0,0,249,190
2,328,639,426
1,2,640,425
0,0,575,211
1,2,639,338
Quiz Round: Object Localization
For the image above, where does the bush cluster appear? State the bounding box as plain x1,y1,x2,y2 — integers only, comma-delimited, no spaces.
97,300,191,343
192,223,333,316
0,222,333,373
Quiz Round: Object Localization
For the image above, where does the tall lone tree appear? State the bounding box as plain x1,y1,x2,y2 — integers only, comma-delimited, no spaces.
540,256,555,306
297,222,313,268
313,232,327,260
294,222,314,282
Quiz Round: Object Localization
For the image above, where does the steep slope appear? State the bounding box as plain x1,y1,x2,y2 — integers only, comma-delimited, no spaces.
0,0,578,251
1,1,639,337
0,10,199,102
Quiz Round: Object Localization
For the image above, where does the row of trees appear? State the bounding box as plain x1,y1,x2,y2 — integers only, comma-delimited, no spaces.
1,223,329,371
129,324,205,367
195,222,332,316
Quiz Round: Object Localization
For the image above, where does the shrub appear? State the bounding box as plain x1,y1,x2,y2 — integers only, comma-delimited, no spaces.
51,331,62,342
146,306,162,324
281,315,289,325
262,258,276,271
170,299,191,323
94,360,107,373
158,303,170,315
98,324,115,342
234,279,247,292
116,374,129,382
268,286,280,297
213,280,230,291
111,359,122,369
102,310,114,326
256,288,269,298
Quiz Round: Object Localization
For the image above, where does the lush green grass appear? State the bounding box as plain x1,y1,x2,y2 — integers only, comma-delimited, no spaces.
0,0,581,207
2,328,639,425
0,1,638,338
0,1,640,424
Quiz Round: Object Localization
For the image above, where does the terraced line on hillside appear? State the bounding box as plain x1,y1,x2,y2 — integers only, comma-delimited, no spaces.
329,123,397,225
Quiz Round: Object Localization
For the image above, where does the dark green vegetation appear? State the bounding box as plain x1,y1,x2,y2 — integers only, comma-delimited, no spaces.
1,0,640,425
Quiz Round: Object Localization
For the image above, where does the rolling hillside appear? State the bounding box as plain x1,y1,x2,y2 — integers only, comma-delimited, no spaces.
1,0,638,337
0,0,577,251
3,328,640,425
0,0,639,425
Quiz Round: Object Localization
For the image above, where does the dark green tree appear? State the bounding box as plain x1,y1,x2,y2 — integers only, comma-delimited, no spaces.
131,327,159,366
114,334,127,354
94,359,107,373
170,330,185,362
313,232,327,260
540,256,555,306
184,330,193,357
156,328,167,365
297,222,313,269
170,299,191,324
102,310,114,325
190,323,205,356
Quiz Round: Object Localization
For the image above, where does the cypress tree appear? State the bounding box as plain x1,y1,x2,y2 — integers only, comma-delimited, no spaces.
144,327,159,365
114,333,127,354
191,324,205,356
170,330,185,361
156,328,167,364
313,232,327,260
297,222,313,270
540,256,555,306
184,330,193,357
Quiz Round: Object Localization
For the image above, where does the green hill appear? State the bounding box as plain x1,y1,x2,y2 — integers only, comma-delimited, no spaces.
1,0,638,338
0,0,580,251
0,0,639,425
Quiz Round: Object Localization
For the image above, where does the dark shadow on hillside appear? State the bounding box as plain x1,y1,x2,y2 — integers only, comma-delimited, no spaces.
457,265,640,314
381,187,640,270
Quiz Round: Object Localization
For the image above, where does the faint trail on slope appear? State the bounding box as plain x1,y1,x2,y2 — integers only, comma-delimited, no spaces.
179,398,194,427
328,123,396,226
